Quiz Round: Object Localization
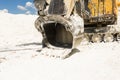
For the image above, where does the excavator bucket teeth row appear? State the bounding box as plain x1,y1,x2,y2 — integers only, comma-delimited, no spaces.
40,48,72,59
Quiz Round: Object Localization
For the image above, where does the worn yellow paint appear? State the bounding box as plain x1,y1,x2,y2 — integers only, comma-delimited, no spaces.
118,1,120,6
47,0,120,17
88,0,120,17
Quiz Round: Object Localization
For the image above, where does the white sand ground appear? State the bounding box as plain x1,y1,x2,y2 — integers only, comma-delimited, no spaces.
0,12,120,80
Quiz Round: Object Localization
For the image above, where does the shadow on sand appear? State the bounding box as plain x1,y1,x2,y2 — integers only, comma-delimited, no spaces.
0,42,42,52
16,42,42,47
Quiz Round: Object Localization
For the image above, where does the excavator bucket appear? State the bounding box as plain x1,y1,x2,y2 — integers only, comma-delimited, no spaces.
35,15,84,59
34,0,84,59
